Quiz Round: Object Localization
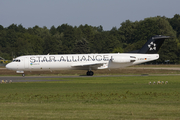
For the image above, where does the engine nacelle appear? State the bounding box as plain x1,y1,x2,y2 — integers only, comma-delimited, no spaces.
111,56,136,63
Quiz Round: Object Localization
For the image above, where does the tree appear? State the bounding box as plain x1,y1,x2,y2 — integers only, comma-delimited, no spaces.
97,25,103,32
118,20,137,44
43,34,61,54
158,39,178,63
73,38,90,54
91,33,105,53
50,25,57,35
0,25,3,30
0,15,180,63
168,14,180,38
61,24,76,53
112,47,124,53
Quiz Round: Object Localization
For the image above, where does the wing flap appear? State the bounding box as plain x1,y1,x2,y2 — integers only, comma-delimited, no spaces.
71,62,104,67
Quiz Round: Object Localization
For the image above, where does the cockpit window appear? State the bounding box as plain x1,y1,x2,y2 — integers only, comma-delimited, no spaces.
12,59,21,62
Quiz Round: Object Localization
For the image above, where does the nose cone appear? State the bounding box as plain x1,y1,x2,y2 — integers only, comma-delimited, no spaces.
6,63,11,70
6,63,15,70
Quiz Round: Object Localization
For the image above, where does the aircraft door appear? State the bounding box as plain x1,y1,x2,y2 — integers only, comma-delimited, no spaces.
24,57,29,69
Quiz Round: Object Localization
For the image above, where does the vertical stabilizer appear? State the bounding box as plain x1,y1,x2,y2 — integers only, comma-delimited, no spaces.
138,35,173,54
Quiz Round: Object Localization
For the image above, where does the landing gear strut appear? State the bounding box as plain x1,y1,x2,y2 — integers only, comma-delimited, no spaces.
86,71,94,76
22,73,25,77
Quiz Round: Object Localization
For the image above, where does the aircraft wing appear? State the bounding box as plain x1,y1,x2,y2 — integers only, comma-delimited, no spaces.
71,62,105,70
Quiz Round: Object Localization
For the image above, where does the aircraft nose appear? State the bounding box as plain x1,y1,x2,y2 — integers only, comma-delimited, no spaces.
6,63,15,70
6,63,11,69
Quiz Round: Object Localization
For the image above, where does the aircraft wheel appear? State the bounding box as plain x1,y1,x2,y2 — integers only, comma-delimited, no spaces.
86,71,94,76
90,71,94,76
86,71,89,76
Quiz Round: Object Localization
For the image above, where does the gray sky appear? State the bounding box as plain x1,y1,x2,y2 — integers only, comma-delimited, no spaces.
0,0,180,30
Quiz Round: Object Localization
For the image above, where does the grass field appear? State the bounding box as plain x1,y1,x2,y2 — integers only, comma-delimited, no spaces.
0,75,180,119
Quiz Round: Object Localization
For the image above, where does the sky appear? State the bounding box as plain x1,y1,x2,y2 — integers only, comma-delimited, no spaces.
0,0,180,30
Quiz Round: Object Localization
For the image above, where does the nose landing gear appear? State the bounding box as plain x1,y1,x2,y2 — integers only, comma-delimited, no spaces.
22,73,25,77
86,71,94,76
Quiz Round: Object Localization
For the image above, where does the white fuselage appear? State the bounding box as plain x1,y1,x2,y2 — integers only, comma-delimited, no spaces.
6,53,159,72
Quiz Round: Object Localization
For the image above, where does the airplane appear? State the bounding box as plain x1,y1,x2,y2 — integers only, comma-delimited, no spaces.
6,35,173,77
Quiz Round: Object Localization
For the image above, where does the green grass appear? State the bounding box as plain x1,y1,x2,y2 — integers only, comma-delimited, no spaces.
0,76,180,119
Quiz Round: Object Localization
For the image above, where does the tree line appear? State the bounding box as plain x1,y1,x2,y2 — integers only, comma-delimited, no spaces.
0,14,180,63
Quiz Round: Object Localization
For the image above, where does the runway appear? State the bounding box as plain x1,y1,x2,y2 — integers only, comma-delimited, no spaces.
1,66,180,83
0,76,75,83
129,67,180,70
0,74,180,83
0,75,138,83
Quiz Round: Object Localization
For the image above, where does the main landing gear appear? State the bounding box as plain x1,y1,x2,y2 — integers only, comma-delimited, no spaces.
86,71,94,76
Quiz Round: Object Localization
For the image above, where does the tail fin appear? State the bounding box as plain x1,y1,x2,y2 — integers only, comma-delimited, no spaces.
138,35,173,54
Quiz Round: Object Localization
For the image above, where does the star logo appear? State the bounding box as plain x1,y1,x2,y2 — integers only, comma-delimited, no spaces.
148,42,156,51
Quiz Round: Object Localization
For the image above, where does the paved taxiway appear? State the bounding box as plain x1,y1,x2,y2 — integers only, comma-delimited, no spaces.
0,74,180,83
1,67,180,82
129,67,180,70
0,75,138,83
0,76,73,83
